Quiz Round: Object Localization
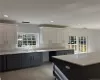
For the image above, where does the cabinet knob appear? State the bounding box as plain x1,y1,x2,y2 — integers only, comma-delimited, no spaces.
65,66,70,69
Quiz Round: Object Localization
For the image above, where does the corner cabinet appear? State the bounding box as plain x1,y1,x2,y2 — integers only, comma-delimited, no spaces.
0,24,17,49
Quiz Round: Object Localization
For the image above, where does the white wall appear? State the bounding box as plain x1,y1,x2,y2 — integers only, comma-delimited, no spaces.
65,28,100,53
16,24,100,61
17,24,49,62
17,24,100,53
94,30,100,52
17,24,40,33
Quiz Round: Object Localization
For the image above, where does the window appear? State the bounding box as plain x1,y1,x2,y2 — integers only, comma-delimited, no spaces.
78,36,87,53
17,33,39,48
68,36,77,51
68,36,88,53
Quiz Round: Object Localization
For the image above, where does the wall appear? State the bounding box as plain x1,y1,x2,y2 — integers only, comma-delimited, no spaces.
17,24,100,53
64,28,100,53
17,24,49,62
16,24,100,61
17,24,40,33
94,31,100,52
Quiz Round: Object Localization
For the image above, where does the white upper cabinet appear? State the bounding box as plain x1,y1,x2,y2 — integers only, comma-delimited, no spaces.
0,24,17,49
5,25,17,45
40,27,66,45
56,28,65,44
40,27,49,44
0,25,4,44
49,28,57,43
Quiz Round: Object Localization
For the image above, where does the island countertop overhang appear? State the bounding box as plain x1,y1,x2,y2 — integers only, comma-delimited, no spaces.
52,52,100,66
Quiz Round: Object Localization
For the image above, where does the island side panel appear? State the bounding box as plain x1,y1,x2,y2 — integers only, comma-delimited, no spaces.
83,63,100,79
52,57,89,80
49,50,74,62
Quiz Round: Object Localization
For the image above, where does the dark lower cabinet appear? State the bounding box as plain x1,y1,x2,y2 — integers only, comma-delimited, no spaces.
52,58,88,80
33,52,43,66
21,53,34,68
6,54,22,70
49,50,74,62
56,50,74,55
0,49,73,72
0,52,43,72
21,52,43,68
0,56,2,72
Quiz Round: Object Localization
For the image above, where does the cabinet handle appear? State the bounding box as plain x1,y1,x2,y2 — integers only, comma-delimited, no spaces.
65,66,70,69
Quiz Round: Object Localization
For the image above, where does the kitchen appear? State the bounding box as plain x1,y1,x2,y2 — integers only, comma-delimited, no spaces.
0,23,99,80
0,0,100,80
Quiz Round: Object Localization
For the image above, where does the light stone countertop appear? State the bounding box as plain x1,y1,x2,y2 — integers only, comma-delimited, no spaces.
53,52,100,66
0,48,72,55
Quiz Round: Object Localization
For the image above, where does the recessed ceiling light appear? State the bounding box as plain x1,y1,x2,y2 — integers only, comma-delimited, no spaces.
16,25,18,26
4,15,8,17
50,21,54,22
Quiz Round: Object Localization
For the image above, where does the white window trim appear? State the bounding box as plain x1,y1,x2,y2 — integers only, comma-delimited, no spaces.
78,36,88,54
17,32,39,48
68,36,88,54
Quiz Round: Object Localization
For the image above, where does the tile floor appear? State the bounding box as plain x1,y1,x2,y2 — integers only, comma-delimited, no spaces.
0,63,55,80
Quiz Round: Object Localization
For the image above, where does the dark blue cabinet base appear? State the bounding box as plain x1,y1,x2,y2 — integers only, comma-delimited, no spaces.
0,49,74,72
49,50,74,62
0,52,43,72
52,57,100,80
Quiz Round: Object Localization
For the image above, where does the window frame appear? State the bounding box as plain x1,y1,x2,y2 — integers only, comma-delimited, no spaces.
78,36,88,53
68,36,88,54
17,32,39,48
68,36,78,53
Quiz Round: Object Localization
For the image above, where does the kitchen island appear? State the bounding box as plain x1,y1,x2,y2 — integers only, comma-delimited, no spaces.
52,52,100,80
0,48,74,72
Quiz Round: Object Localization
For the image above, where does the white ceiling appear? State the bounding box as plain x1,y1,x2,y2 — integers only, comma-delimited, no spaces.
0,0,100,29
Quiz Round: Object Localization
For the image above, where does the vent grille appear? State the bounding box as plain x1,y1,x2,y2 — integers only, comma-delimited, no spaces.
22,21,30,23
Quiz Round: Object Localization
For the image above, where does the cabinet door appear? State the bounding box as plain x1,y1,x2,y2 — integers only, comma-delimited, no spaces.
40,27,57,45
0,26,4,44
67,50,74,54
41,28,50,44
0,56,2,72
21,53,43,68
56,51,65,55
57,28,64,44
6,54,22,70
32,52,43,66
50,28,57,43
21,53,33,68
5,26,17,46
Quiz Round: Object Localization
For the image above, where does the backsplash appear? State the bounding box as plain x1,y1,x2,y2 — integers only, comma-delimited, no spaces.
39,43,66,49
